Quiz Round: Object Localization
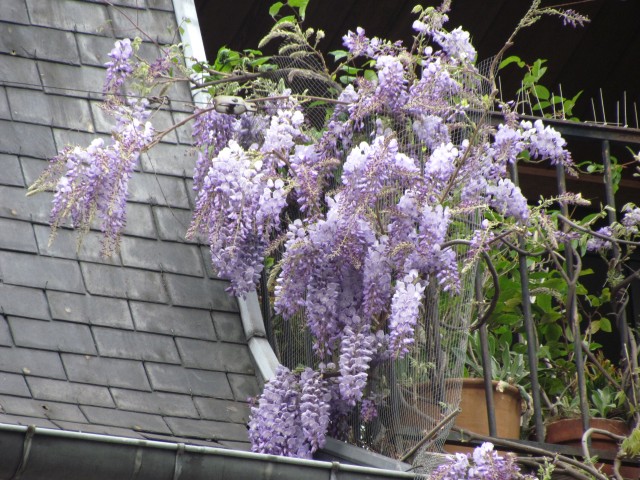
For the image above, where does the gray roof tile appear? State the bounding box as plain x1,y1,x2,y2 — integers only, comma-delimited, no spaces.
0,0,30,24
80,263,169,302
52,129,110,151
80,405,171,434
0,0,262,448
26,377,115,408
8,317,97,355
39,62,106,99
0,316,12,347
25,0,112,35
47,291,133,329
0,372,30,397
0,284,50,320
110,7,176,45
0,218,37,253
0,395,88,423
141,143,197,177
0,185,52,224
147,0,174,11
193,397,250,423
34,225,122,265
152,206,197,243
61,354,151,391
76,35,159,68
164,274,238,311
228,374,262,402
0,120,56,158
129,301,216,340
0,55,41,90
51,420,146,439
7,88,93,131
123,203,158,238
0,346,66,379
111,389,199,418
0,413,58,429
0,251,85,293
171,111,196,145
0,23,80,65
0,87,10,121
145,364,234,399
164,417,249,443
128,172,190,208
0,154,24,187
212,312,246,343
177,339,255,375
93,327,180,363
120,236,203,276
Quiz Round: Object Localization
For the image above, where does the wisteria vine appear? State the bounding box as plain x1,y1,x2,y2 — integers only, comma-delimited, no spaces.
28,0,640,464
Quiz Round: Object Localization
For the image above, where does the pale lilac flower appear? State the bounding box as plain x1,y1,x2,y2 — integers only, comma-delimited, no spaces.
434,27,476,64
104,38,134,95
388,270,425,357
586,226,613,252
521,119,572,166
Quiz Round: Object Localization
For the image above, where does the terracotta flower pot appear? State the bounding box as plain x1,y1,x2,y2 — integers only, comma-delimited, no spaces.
454,378,523,439
443,378,523,455
545,418,639,479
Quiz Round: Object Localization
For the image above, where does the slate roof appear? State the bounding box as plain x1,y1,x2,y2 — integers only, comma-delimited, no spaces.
0,0,261,451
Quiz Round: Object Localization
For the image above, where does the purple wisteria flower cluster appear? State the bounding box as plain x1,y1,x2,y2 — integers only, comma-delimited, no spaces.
430,442,538,480
31,1,585,462
248,365,331,458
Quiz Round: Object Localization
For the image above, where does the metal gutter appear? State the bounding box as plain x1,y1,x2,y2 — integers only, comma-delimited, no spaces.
0,423,417,480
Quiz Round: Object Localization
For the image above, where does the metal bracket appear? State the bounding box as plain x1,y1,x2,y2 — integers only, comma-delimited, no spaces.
129,447,144,480
11,425,36,480
172,443,186,480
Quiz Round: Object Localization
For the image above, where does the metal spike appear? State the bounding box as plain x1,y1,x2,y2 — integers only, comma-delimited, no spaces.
624,91,628,127
559,84,565,119
634,102,639,129
591,97,597,123
600,88,607,125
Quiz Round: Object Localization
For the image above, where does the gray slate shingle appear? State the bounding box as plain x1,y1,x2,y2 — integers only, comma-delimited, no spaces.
129,301,216,340
25,0,112,35
61,354,151,391
93,327,181,363
0,346,66,379
0,154,25,187
0,0,262,448
0,23,80,65
145,364,234,399
8,317,97,355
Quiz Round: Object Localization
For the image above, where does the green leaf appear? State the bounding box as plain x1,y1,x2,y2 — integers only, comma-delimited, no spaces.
269,2,284,17
276,14,296,24
330,49,348,61
498,55,525,70
363,69,377,82
599,317,612,333
533,84,550,100
340,65,361,75
288,0,309,20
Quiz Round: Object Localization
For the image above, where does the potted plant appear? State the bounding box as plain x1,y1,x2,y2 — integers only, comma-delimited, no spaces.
460,330,529,440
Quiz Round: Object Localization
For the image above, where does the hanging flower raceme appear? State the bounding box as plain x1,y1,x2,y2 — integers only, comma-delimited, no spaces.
33,98,154,254
248,365,331,459
103,38,134,96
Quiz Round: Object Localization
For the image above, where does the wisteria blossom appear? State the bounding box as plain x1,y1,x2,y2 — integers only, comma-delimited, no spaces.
103,38,134,95
30,1,597,461
430,442,538,480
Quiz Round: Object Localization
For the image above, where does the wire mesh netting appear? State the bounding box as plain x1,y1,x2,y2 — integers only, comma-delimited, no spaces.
257,52,493,468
